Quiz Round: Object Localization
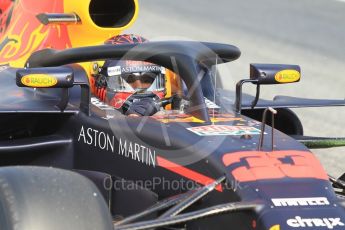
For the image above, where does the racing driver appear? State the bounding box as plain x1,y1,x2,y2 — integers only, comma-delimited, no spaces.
92,34,167,117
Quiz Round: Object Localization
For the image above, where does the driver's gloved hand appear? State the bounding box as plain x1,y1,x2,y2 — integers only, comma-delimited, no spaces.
94,74,107,88
125,97,159,116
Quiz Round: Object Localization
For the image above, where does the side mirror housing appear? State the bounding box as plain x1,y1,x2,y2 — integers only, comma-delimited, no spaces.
250,64,301,84
16,67,74,88
16,66,90,115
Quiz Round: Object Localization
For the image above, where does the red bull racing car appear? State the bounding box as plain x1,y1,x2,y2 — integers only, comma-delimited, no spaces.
1,0,345,230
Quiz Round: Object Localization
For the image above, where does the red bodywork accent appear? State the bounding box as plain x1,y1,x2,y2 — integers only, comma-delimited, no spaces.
0,0,72,64
0,0,12,14
223,150,328,182
0,0,14,35
153,91,165,99
109,92,134,109
157,156,222,192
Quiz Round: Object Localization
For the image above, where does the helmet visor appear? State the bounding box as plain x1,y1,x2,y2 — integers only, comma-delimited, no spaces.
106,71,165,93
104,60,166,93
122,72,157,84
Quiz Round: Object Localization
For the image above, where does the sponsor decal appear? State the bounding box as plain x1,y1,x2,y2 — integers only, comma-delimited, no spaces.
272,197,330,207
187,125,261,136
287,216,344,229
275,69,300,83
77,126,156,167
77,125,221,188
121,65,161,73
107,66,122,76
21,74,57,87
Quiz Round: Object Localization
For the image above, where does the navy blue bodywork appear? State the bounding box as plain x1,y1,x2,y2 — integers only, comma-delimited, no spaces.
0,41,344,229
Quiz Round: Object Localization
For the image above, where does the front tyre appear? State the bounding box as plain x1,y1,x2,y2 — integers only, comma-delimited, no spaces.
0,166,113,230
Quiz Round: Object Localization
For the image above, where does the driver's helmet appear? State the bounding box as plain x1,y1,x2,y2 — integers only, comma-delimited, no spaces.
92,34,166,113
101,59,166,110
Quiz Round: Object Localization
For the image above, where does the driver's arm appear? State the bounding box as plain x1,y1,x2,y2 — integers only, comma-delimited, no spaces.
125,97,159,116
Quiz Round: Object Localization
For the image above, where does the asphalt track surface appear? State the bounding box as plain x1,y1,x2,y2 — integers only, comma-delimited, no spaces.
128,0,345,177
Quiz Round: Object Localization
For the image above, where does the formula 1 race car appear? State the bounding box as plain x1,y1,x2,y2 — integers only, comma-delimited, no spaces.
1,1,345,230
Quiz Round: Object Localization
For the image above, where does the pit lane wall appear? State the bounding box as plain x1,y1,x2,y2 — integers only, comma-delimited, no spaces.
0,0,138,67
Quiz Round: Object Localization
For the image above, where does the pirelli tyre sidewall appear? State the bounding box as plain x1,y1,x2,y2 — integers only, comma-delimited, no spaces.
0,166,113,230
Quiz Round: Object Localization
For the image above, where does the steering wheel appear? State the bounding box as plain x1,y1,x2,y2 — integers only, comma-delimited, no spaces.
121,92,161,113
157,96,174,108
122,93,187,115
157,94,189,110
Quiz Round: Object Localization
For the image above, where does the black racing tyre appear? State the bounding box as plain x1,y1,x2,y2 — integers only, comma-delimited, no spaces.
0,166,113,230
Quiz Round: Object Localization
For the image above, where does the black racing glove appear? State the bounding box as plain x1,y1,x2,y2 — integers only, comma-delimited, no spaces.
94,74,107,88
125,97,159,116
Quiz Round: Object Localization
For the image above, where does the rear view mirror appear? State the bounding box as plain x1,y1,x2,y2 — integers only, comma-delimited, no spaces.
16,67,74,88
16,66,90,115
235,63,302,113
250,64,301,84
